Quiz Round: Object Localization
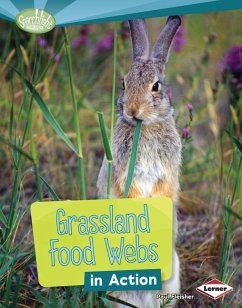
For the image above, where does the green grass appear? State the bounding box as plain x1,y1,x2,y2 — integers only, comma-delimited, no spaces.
123,119,143,198
63,27,86,200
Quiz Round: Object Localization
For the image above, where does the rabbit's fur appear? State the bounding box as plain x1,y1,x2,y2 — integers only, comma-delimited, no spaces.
97,16,182,308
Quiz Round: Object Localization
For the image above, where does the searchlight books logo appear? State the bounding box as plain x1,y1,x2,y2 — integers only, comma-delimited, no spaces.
16,9,55,34
196,279,233,300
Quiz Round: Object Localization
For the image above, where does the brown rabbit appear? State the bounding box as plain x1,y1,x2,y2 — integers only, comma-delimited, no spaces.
97,16,182,308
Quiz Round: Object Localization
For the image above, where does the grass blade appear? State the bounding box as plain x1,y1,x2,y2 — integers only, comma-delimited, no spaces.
48,287,58,307
62,27,86,199
97,112,113,198
29,103,43,201
97,112,112,162
21,283,51,307
34,39,65,85
0,257,14,277
107,163,112,199
0,208,7,227
110,21,118,148
13,69,78,155
0,136,34,162
4,263,14,306
99,296,112,308
71,286,82,308
224,206,242,220
225,129,242,153
39,176,60,201
124,120,142,198
12,272,22,307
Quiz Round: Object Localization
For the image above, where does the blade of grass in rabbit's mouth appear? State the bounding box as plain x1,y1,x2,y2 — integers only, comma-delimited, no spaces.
124,119,143,198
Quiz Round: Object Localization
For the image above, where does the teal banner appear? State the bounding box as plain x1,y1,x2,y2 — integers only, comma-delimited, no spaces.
0,0,241,25
84,269,162,291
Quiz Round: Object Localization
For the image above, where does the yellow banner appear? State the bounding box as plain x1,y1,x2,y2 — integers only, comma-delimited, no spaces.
31,197,173,287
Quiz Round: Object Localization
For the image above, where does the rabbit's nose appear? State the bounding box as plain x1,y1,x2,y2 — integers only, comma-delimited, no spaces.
126,107,137,118
130,109,136,117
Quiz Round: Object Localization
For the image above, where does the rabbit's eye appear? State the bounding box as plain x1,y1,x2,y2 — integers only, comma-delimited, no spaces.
122,79,125,90
152,81,161,92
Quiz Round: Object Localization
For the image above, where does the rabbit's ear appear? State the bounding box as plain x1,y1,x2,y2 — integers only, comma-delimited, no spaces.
150,16,181,63
128,19,149,60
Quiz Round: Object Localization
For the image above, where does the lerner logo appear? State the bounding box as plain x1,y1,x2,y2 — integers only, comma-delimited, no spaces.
196,279,233,300
16,9,56,34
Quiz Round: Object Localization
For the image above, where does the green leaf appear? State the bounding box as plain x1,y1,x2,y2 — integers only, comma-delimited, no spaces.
0,229,4,245
4,256,16,307
48,287,58,307
39,176,60,201
35,39,65,84
99,296,112,308
21,283,51,307
0,136,34,162
97,112,112,162
0,257,14,277
71,286,82,308
0,208,7,227
9,101,14,141
124,120,143,198
16,252,35,272
225,129,242,153
12,272,22,307
13,69,78,155
225,206,242,221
